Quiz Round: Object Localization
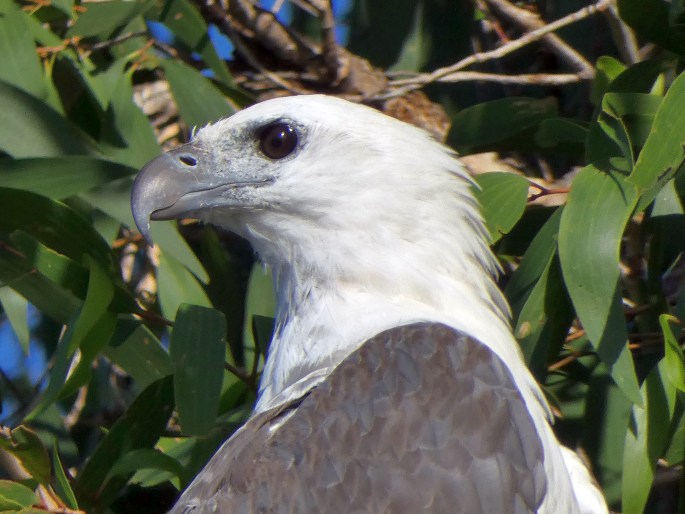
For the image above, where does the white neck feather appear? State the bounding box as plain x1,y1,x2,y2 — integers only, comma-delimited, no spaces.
244,156,531,413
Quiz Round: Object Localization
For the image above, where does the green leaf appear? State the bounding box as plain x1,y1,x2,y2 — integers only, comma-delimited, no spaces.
64,257,114,355
534,118,587,155
75,376,174,509
0,247,81,324
0,157,135,199
602,92,661,151
99,71,160,168
0,81,100,158
0,480,38,510
0,188,114,272
244,264,275,373
147,0,234,87
66,0,154,38
0,426,51,486
514,256,573,378
506,208,562,317
27,259,115,416
104,448,188,485
52,442,78,510
171,304,227,436
0,0,49,101
0,286,29,352
162,59,236,130
104,320,173,390
448,97,557,153
629,71,685,209
622,363,674,514
660,315,685,393
473,172,529,243
618,0,685,55
157,251,211,322
558,166,642,405
390,1,430,72
591,56,626,105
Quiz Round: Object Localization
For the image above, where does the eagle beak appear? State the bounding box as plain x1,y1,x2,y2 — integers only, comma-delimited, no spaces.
131,145,204,243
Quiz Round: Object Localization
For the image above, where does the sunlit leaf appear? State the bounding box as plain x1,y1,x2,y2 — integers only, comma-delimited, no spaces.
162,59,236,130
473,172,529,243
558,166,642,404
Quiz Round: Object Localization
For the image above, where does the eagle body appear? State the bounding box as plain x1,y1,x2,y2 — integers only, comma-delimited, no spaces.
131,95,608,513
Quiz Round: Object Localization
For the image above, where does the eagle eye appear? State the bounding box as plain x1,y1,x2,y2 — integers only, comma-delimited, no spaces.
259,123,298,160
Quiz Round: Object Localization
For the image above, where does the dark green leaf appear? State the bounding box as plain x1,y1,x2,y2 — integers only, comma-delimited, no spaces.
515,256,574,378
0,157,135,199
0,188,114,271
75,376,174,509
619,0,685,54
171,304,227,436
534,118,587,155
506,208,562,317
104,448,188,485
448,97,557,153
473,172,529,243
558,166,642,404
104,320,173,390
622,363,674,514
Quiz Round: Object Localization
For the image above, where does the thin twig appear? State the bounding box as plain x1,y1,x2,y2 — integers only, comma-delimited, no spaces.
382,0,611,98
390,71,588,87
225,362,258,390
483,0,595,76
192,0,310,94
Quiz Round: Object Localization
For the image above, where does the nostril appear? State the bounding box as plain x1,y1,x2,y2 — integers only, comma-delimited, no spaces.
179,155,197,166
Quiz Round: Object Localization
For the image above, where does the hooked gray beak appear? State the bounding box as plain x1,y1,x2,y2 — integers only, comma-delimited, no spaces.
131,144,209,243
131,142,276,243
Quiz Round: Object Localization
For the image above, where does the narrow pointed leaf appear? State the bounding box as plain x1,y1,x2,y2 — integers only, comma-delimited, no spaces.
0,286,30,352
52,442,78,510
0,157,134,199
558,166,642,404
75,376,174,509
162,59,235,130
171,304,227,436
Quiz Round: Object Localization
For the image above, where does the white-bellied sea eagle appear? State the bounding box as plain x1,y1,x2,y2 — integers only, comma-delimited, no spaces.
131,95,608,514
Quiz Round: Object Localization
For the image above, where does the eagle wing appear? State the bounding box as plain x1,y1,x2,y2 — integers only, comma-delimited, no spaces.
172,322,547,514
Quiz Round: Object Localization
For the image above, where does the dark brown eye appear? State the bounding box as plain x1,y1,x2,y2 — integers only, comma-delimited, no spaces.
259,123,298,159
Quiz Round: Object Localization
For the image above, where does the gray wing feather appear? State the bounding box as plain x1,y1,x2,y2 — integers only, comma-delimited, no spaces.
171,323,547,513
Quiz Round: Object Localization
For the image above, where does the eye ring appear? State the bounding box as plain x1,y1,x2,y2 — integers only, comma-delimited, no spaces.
259,122,298,160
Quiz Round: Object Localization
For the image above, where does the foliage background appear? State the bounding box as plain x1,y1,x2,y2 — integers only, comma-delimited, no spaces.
0,0,684,512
